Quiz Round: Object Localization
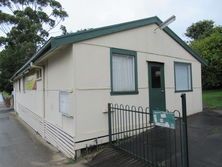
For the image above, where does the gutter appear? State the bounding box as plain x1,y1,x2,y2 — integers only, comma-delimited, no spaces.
10,38,53,81
10,67,31,82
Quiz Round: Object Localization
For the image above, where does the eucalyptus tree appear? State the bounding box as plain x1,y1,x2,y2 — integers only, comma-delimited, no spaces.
0,0,68,92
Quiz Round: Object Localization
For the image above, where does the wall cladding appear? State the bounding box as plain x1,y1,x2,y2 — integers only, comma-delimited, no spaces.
17,103,75,158
44,120,75,158
17,103,44,136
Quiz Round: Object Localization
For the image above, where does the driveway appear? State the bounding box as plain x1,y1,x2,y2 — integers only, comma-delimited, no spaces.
188,110,222,167
89,109,222,167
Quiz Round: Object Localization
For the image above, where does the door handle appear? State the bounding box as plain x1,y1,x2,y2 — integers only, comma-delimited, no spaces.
161,90,165,93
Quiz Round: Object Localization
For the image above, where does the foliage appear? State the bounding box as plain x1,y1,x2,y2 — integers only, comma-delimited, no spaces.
185,20,222,89
60,25,67,35
191,32,222,89
185,20,214,40
2,90,11,98
0,0,68,92
203,89,222,109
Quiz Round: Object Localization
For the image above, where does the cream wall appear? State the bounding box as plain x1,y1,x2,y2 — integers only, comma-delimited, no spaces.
13,45,76,158
73,24,202,147
13,23,203,152
14,77,44,118
13,74,44,134
13,45,76,137
44,45,75,136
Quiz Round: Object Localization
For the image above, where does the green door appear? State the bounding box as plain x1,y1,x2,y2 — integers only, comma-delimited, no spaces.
148,62,166,113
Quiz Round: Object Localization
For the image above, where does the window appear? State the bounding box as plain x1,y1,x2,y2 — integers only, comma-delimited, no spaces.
23,77,26,93
18,79,21,92
151,66,161,88
24,73,37,90
36,69,42,80
111,48,138,95
174,62,192,92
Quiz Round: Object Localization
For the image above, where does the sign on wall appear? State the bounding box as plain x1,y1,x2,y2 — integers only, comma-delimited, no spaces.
153,111,175,129
25,74,37,90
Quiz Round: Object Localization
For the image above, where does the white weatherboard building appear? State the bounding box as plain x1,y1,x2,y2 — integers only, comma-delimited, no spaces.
12,16,206,158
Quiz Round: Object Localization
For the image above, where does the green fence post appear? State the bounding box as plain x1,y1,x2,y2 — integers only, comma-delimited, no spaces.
181,94,189,167
108,103,112,143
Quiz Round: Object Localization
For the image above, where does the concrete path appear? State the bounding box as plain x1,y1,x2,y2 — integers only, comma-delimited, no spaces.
0,103,67,167
0,102,88,167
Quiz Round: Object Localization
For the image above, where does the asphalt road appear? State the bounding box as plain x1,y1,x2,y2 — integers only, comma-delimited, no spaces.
188,110,222,167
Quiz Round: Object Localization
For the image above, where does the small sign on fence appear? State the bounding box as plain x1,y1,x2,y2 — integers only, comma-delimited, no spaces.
153,111,175,129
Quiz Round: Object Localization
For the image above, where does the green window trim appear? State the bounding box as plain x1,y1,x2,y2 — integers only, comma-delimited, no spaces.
110,48,139,95
174,61,193,93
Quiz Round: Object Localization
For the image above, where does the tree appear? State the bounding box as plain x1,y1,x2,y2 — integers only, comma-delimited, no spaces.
185,20,222,89
185,20,214,40
0,0,68,92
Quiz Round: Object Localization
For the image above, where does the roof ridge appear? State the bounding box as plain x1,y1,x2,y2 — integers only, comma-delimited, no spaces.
54,16,160,40
11,16,206,80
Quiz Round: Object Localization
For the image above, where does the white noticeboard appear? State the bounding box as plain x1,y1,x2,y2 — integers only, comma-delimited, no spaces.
59,91,73,118
153,111,175,129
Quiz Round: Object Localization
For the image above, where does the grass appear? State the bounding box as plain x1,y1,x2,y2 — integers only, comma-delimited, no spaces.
203,89,222,109
2,91,12,99
65,158,76,164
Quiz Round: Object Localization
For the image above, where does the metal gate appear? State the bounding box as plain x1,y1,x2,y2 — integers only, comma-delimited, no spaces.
108,94,189,167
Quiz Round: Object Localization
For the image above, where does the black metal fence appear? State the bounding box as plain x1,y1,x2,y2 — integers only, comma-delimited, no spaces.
108,94,189,167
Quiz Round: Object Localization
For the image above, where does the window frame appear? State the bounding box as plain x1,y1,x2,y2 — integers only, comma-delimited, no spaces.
23,71,37,91
110,48,139,95
174,62,193,92
36,69,42,81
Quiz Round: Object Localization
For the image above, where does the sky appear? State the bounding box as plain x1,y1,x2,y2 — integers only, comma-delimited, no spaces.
0,0,221,42
52,0,222,41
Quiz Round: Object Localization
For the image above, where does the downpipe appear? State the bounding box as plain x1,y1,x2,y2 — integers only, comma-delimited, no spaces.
30,62,46,137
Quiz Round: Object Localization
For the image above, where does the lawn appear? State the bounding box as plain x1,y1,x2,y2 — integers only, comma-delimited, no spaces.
203,89,222,109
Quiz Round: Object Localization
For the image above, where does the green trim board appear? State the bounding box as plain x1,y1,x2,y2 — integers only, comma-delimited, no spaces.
174,61,193,92
11,16,207,80
110,48,138,95
10,38,52,80
52,16,159,47
159,24,207,66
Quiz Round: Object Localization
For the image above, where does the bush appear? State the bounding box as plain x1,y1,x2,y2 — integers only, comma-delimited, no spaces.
2,91,12,107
